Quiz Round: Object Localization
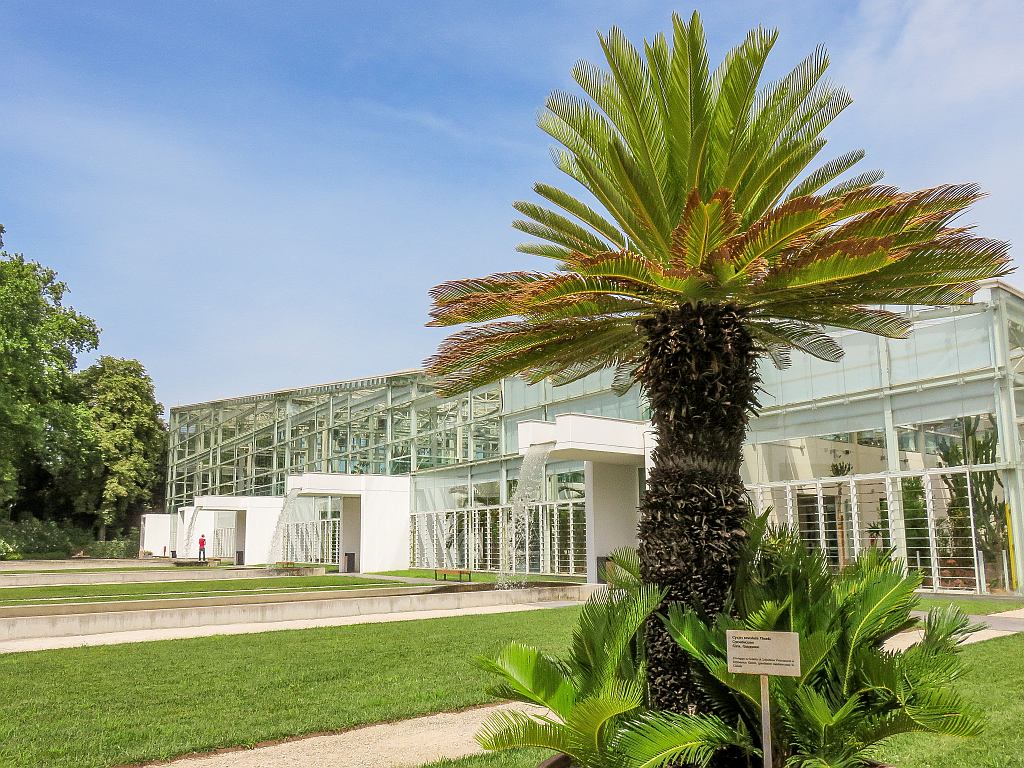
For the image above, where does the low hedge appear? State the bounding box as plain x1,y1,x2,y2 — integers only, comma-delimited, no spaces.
0,518,140,560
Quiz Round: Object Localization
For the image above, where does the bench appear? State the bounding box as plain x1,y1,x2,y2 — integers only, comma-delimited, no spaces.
433,568,472,582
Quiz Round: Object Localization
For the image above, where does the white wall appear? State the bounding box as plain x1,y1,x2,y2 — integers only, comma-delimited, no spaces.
342,496,361,572
584,461,641,582
186,496,284,564
168,472,412,571
357,476,411,572
176,505,216,558
286,473,411,572
140,514,171,557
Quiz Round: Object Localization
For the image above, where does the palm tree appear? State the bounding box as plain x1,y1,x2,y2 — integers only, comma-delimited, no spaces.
425,11,1010,714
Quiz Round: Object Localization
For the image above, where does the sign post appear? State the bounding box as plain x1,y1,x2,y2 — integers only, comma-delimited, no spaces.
726,630,801,768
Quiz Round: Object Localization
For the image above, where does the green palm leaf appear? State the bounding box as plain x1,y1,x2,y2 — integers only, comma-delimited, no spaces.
426,12,1009,395
478,641,576,719
614,711,748,768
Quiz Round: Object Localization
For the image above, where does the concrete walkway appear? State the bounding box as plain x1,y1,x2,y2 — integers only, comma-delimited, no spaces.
152,702,538,768
886,608,1024,651
358,573,441,585
0,599,582,654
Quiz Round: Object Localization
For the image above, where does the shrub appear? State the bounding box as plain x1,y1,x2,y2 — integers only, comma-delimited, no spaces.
83,529,140,559
0,518,139,559
476,519,983,768
0,537,18,560
655,516,983,766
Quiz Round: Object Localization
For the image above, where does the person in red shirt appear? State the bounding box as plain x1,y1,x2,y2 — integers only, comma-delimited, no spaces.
198,534,207,562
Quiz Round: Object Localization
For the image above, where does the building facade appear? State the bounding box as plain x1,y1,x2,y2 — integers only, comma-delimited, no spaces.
162,284,1024,594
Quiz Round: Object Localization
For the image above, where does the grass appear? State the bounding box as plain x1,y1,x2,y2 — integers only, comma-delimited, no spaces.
916,595,1024,615
0,562,341,574
426,635,1024,768
0,605,580,768
0,562,238,574
877,634,1024,767
373,569,586,584
422,750,549,768
0,575,391,606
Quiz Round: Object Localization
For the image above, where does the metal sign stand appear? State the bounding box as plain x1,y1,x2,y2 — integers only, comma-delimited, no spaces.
760,674,771,768
725,630,802,768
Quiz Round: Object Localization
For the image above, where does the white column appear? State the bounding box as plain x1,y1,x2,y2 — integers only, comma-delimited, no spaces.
993,296,1024,594
879,335,909,565
585,461,642,583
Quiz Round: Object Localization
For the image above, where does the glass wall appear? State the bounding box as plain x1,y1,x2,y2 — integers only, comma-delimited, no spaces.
169,286,1024,592
167,373,506,514
748,295,1022,594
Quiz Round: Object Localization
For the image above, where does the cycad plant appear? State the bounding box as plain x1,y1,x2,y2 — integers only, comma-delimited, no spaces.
655,517,983,767
426,11,1011,711
477,549,745,767
477,525,983,768
476,549,664,766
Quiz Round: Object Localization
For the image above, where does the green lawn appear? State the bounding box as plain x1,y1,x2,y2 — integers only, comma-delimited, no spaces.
373,569,586,584
917,595,1024,615
2,602,1018,768
0,575,389,606
423,750,549,768
877,634,1024,766
0,606,580,768
0,563,236,574
417,635,1024,768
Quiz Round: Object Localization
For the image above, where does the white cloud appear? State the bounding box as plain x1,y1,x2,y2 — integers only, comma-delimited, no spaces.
821,0,1024,278
837,0,1024,115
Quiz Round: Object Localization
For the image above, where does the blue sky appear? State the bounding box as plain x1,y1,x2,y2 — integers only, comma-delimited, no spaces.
1,0,1021,410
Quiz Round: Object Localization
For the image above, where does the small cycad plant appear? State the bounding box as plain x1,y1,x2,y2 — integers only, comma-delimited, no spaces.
655,516,984,767
476,549,752,767
476,521,983,768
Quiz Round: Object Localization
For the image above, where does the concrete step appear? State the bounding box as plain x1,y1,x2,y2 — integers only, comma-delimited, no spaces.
0,584,597,642
0,582,459,617
0,565,326,588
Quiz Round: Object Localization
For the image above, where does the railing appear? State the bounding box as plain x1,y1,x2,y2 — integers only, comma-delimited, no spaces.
212,527,236,559
411,500,586,576
749,464,1013,594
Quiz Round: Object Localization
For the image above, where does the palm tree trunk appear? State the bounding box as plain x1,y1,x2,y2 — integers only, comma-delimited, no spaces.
637,302,759,713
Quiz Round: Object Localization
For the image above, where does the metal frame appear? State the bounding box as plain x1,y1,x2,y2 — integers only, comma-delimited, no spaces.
411,501,586,576
749,463,1011,594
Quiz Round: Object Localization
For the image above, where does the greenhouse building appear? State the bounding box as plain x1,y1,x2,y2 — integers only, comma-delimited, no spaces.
150,283,1024,595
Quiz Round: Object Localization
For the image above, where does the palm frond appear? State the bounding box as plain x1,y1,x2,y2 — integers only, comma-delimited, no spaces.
427,11,1010,397
614,711,748,768
477,641,576,718
477,709,574,755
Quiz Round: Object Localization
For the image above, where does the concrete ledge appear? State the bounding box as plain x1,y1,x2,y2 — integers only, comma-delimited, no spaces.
0,559,157,572
0,584,597,641
0,583,460,617
0,566,326,588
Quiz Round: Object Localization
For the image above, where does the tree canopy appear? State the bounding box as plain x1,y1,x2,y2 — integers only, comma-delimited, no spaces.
77,356,166,537
1,226,166,538
0,225,99,504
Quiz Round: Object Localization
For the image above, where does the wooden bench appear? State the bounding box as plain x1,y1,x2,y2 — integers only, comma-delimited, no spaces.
433,568,472,582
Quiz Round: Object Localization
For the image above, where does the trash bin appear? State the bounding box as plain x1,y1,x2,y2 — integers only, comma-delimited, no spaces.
596,556,610,584
235,550,245,566
344,552,357,573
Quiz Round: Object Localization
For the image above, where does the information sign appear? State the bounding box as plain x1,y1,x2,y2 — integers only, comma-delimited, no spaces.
726,631,801,677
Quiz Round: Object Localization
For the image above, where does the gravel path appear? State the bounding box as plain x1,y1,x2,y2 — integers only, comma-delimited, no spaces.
150,702,538,768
